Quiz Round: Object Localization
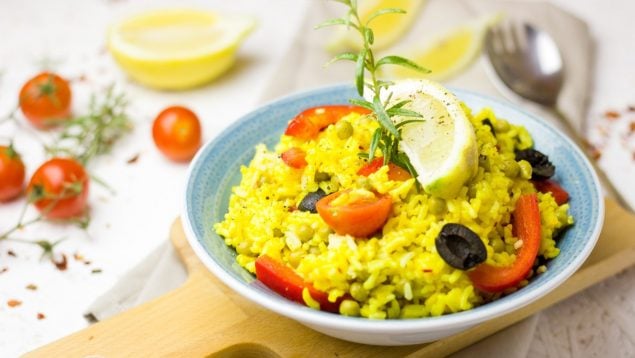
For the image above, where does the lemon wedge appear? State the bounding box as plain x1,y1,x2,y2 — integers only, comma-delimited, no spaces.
108,9,256,90
326,0,425,52
385,14,500,81
379,79,478,198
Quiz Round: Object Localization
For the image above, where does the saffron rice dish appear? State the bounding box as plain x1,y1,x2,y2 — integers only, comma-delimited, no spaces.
214,101,573,319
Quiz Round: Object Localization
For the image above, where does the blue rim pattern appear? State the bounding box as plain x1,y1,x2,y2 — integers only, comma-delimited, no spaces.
183,84,603,334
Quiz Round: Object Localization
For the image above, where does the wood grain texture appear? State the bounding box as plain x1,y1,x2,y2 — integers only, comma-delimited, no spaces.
26,198,635,357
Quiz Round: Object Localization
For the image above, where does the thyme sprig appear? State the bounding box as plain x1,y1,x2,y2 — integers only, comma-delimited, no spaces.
46,85,132,166
317,0,430,175
0,181,86,259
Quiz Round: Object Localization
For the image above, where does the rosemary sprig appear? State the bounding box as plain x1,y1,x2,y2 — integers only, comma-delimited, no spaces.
317,0,430,175
0,181,86,259
46,85,132,166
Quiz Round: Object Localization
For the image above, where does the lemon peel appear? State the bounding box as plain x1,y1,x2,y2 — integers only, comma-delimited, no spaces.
379,79,478,198
385,13,502,81
108,9,256,90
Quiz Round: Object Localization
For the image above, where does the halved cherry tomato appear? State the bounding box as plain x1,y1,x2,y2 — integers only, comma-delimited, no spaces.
316,189,392,237
281,147,307,169
19,72,72,129
285,105,370,140
27,158,89,219
152,106,202,162
255,255,341,312
532,180,569,205
468,193,541,293
357,157,412,181
0,145,25,202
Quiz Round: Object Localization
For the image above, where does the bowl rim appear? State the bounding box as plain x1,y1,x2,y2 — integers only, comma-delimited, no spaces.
182,83,604,333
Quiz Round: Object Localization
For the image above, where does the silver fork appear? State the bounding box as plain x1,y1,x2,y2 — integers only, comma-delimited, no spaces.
485,20,632,211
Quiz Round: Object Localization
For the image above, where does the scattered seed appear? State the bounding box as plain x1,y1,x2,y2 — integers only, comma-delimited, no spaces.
0,267,8,274
126,153,140,164
26,284,37,291
605,110,620,120
92,268,103,274
7,299,22,308
52,254,68,271
37,313,46,320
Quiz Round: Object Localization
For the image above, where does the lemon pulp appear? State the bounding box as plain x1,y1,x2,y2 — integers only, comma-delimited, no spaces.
380,79,478,198
326,0,425,52
108,9,256,90
387,14,500,81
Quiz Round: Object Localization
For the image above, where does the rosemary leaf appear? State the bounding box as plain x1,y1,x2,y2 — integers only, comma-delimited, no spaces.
366,8,407,24
376,55,431,73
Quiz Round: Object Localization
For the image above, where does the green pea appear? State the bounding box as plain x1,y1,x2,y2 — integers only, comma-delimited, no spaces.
429,197,447,215
296,224,314,242
387,300,401,319
502,160,520,178
236,241,251,255
350,282,368,301
494,119,510,133
478,155,490,171
314,171,331,182
339,300,361,317
491,238,505,252
518,160,533,179
336,120,354,139
288,251,302,267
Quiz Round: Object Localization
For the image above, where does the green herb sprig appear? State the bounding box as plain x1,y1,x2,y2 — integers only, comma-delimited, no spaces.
46,85,132,166
317,0,430,175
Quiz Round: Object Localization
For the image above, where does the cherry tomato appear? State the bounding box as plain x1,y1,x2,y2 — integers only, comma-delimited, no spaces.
357,157,412,181
468,193,541,293
0,145,26,202
285,105,371,140
532,179,569,205
255,255,341,312
152,106,202,162
27,158,89,219
281,147,308,169
19,72,72,129
316,189,392,237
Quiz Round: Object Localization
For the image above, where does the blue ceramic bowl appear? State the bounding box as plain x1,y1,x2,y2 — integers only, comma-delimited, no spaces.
182,84,604,345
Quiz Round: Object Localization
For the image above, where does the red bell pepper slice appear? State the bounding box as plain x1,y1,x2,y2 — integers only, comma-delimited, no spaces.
284,105,371,140
468,193,541,293
281,147,308,169
316,189,392,238
357,157,412,181
532,179,569,205
255,255,340,312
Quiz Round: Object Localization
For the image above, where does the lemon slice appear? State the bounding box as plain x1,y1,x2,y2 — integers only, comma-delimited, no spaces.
385,14,500,81
326,0,425,52
108,9,256,90
378,79,478,198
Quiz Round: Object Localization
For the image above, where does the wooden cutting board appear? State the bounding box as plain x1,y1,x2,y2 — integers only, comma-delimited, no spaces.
27,198,635,357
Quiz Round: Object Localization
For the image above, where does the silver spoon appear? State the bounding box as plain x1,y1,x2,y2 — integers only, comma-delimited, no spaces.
485,21,632,211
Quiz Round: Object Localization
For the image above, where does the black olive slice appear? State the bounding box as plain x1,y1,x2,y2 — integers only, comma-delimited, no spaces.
482,118,495,137
298,189,327,213
515,149,555,180
435,223,487,270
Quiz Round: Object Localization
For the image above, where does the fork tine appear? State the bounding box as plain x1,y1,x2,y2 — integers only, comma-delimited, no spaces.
485,26,504,55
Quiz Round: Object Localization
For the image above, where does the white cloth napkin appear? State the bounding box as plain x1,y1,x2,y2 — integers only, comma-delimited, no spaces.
85,1,594,356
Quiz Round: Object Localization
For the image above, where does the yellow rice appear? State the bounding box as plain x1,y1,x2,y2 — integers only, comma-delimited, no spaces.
214,105,573,319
